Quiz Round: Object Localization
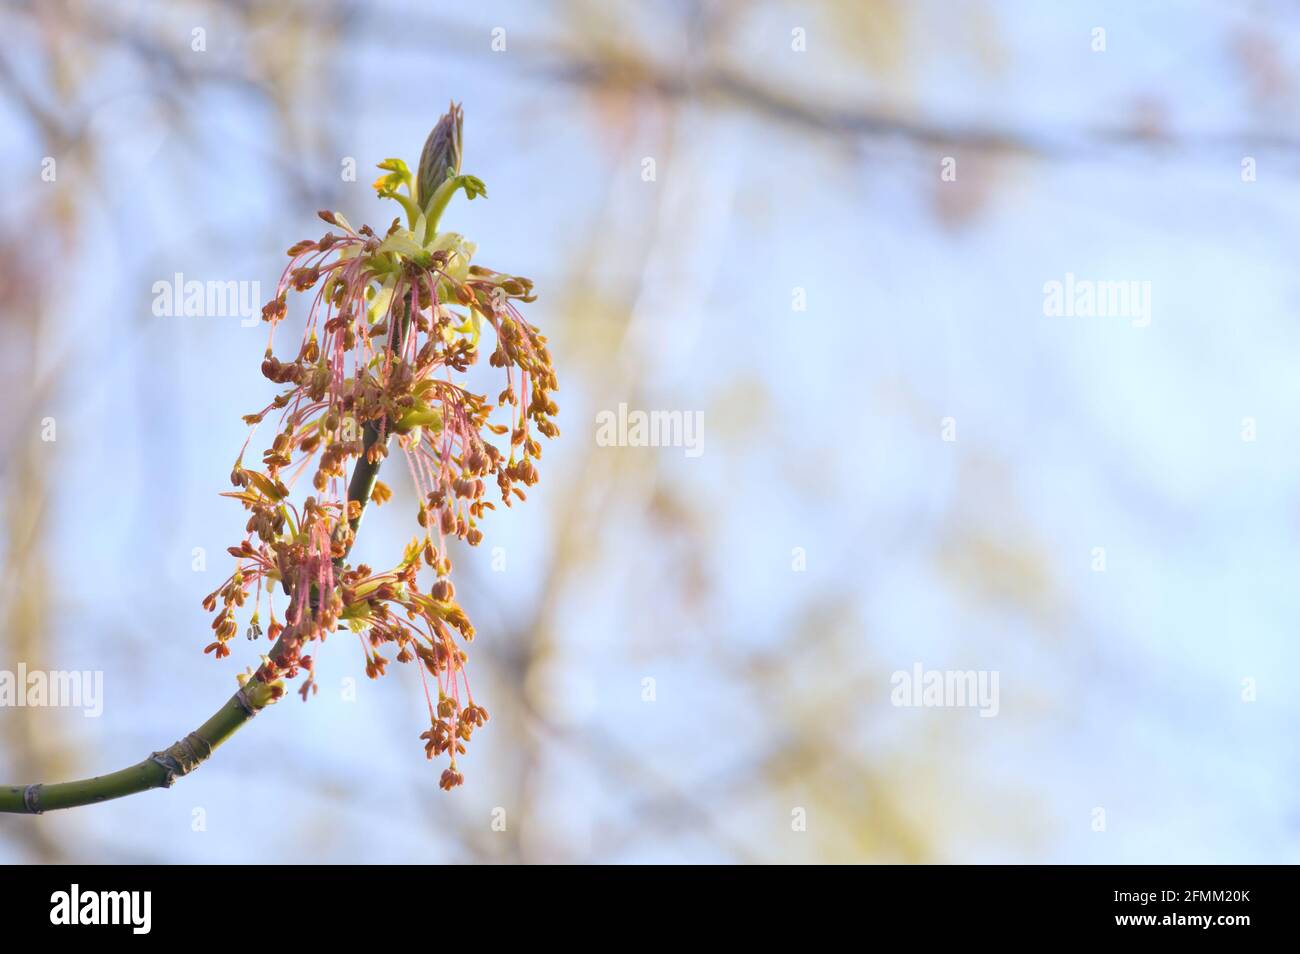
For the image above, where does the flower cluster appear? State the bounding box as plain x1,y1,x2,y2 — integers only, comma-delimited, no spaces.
203,103,558,790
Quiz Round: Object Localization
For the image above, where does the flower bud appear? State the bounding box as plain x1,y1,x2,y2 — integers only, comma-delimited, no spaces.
417,102,463,205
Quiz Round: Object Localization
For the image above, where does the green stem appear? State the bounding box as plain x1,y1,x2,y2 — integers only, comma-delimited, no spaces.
0,679,277,813
421,173,481,243
0,301,411,815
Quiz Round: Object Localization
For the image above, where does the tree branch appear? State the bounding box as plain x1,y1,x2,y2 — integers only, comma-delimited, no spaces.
0,302,410,815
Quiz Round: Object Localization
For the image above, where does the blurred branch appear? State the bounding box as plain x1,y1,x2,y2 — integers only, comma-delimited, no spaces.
544,55,1300,157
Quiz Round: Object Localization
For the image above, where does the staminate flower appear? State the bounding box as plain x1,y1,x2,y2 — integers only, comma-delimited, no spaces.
203,103,558,789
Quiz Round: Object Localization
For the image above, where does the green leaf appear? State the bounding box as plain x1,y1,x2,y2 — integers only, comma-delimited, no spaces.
372,158,413,196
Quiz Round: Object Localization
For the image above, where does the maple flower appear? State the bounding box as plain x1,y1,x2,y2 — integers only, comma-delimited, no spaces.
202,103,558,789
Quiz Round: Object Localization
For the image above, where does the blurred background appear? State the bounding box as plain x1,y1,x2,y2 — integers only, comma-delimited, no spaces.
1,0,1298,863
